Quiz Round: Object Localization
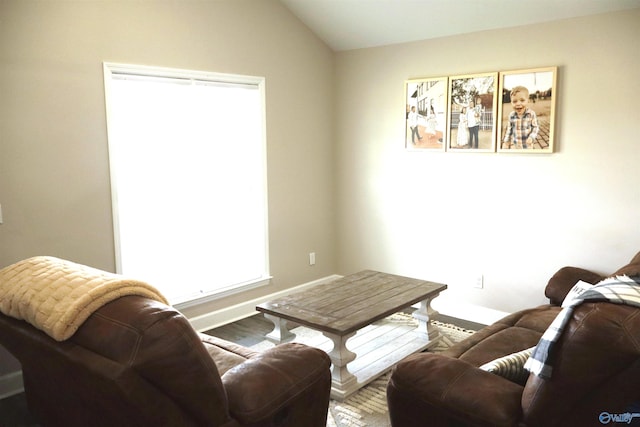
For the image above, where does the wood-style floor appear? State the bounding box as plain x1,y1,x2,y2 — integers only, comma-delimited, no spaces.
206,312,485,343
206,312,279,347
0,391,40,427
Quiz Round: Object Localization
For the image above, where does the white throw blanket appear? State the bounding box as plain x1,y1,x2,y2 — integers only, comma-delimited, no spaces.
525,275,640,379
0,256,169,341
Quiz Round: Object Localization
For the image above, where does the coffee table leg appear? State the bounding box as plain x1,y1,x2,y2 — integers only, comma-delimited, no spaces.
263,314,295,343
323,331,358,400
413,293,441,340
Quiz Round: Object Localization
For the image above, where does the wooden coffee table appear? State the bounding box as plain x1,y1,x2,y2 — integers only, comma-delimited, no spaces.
256,270,447,400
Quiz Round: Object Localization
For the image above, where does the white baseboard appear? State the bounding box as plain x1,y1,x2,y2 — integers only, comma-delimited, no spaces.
188,274,342,332
431,298,509,326
0,371,24,400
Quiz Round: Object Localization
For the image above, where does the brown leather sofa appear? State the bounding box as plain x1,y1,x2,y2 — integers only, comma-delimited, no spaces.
0,295,332,427
387,251,640,427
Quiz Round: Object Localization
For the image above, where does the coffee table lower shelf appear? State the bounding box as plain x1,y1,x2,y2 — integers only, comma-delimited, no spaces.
264,314,442,400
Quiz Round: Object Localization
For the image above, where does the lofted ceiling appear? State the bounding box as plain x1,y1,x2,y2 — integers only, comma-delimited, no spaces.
280,0,640,51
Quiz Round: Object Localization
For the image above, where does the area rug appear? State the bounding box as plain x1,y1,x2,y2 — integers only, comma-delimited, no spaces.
248,314,475,427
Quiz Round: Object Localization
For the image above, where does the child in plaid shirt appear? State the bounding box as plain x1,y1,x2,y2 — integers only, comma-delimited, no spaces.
502,86,539,149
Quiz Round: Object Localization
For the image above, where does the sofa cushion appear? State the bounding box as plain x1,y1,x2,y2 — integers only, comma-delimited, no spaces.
511,306,562,333
545,266,605,305
612,251,640,277
199,333,258,375
480,346,534,385
442,305,560,366
222,343,331,425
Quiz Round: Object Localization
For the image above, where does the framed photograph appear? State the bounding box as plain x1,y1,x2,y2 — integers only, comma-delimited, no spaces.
497,67,557,153
405,77,448,151
447,72,498,152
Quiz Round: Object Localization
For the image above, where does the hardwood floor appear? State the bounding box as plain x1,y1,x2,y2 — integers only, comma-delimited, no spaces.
205,312,485,344
206,312,279,347
0,391,40,427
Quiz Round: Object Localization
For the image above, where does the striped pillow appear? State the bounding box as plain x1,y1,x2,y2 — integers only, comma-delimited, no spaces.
479,346,535,384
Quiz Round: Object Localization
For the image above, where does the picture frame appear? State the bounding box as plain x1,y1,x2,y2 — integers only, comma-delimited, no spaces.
497,67,557,153
447,72,498,152
405,77,448,151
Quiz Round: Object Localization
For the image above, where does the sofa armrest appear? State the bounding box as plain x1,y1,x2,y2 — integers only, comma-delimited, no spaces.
545,266,605,305
222,343,331,426
387,353,523,427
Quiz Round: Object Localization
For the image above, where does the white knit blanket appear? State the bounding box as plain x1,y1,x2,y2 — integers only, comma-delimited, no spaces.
0,256,168,341
525,275,640,379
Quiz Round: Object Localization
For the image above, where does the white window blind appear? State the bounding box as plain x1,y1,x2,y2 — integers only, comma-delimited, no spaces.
103,63,269,305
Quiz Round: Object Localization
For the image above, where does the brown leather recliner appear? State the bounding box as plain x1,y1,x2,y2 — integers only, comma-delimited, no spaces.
0,295,332,427
387,251,640,427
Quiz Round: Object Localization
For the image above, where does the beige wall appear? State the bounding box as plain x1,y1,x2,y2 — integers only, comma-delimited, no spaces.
1,0,639,383
334,9,640,316
0,0,335,377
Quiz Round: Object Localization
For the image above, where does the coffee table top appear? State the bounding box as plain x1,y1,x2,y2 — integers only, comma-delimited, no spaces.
256,270,447,335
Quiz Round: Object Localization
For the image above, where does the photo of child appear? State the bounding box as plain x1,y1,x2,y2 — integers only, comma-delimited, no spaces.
499,67,557,152
502,86,539,149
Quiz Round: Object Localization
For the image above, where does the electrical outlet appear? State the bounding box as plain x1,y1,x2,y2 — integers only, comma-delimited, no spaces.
474,274,484,289
309,252,316,266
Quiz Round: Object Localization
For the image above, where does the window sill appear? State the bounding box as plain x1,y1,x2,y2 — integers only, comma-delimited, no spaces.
172,276,272,310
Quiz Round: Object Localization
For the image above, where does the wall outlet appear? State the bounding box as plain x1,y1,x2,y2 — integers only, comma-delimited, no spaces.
309,252,316,266
474,274,484,289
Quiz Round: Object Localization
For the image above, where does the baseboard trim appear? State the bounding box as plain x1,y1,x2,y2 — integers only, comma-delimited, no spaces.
188,274,342,332
0,371,24,400
431,298,509,326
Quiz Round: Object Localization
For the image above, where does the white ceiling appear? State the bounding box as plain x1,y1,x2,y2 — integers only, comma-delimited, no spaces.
280,0,640,51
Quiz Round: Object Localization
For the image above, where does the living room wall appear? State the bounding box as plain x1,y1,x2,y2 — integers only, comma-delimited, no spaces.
1,0,639,392
0,0,335,382
334,9,640,318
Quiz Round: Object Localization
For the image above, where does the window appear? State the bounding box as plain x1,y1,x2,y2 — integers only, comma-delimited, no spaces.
103,63,269,305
